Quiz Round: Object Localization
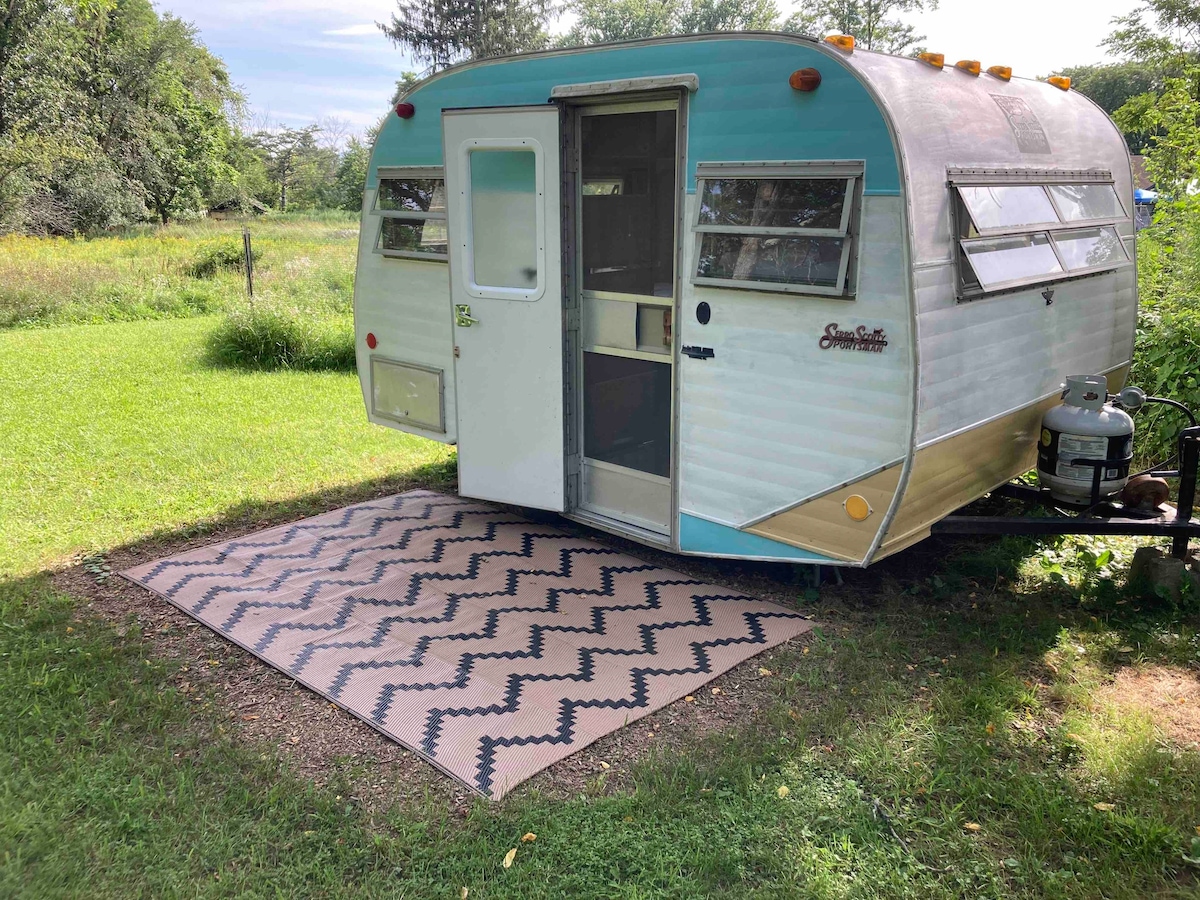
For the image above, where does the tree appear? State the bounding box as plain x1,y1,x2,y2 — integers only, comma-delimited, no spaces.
333,135,372,211
1114,69,1200,194
251,125,321,211
381,0,552,71
558,0,779,45
1054,62,1161,153
678,0,778,32
392,71,422,103
782,0,937,55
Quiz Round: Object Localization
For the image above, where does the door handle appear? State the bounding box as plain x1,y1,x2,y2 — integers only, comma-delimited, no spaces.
455,304,479,327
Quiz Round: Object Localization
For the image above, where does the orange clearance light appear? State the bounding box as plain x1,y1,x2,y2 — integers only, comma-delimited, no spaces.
1047,75,1071,91
987,65,1012,81
917,52,945,69
394,102,415,119
366,332,377,349
955,59,981,76
824,34,855,52
789,67,822,91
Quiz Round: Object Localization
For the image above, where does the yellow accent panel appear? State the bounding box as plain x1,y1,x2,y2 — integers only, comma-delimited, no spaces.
876,399,1055,559
747,466,903,563
875,363,1132,562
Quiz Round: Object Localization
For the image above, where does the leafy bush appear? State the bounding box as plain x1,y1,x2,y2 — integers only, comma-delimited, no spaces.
186,241,259,279
1130,199,1200,464
205,300,355,371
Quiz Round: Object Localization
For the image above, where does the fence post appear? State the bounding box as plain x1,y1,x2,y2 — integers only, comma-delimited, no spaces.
242,226,254,299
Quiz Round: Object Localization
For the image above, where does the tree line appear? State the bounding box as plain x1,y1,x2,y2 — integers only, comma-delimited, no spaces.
3,0,1197,235
0,0,406,234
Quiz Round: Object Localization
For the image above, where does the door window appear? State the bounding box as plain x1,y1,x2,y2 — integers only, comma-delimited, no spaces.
469,150,538,291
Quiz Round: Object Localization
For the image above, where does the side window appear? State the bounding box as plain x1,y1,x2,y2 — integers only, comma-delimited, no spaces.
951,173,1130,299
691,162,863,297
373,167,447,261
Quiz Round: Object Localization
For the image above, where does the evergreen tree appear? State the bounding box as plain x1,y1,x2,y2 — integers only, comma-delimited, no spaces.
381,0,552,71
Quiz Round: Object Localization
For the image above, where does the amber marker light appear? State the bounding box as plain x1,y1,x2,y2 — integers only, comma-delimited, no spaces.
789,67,822,91
824,34,855,52
844,495,873,522
987,65,1013,81
955,59,981,76
366,332,377,349
917,52,945,69
394,102,415,119
1047,75,1072,90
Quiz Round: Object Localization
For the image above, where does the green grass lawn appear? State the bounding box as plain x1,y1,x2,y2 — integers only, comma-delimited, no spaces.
2,224,1199,898
0,316,450,576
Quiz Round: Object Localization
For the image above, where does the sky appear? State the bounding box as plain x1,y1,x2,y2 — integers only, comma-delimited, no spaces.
157,0,1143,137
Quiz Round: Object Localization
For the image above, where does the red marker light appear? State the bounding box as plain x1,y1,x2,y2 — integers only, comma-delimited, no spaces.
366,332,377,349
789,68,822,92
395,102,415,119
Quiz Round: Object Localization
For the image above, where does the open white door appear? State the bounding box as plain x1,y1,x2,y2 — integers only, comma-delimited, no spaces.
443,107,564,511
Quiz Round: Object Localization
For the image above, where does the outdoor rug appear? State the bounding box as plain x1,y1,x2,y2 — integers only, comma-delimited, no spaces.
122,490,812,798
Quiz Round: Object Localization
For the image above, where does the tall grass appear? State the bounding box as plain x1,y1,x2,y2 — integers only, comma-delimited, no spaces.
0,212,359,329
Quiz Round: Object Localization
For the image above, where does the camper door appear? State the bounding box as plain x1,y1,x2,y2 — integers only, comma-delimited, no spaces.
443,107,565,511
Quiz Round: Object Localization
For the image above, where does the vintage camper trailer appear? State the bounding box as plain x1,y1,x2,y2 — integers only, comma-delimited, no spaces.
353,33,1137,567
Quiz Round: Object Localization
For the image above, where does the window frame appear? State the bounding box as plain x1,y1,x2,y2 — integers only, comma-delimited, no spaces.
690,160,864,298
372,165,448,262
455,138,547,303
949,168,1132,301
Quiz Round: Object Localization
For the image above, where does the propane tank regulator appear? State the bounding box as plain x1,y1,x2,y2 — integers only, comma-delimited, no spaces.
1036,375,1135,504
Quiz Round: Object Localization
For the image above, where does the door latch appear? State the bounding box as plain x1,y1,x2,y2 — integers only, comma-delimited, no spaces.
455,304,479,327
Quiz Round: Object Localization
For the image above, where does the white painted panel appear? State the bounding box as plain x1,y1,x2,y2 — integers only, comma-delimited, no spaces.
353,190,457,444
679,195,914,527
444,107,565,511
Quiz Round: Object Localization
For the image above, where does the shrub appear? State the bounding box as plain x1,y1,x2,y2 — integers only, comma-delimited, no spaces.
205,300,355,371
1130,199,1200,465
186,241,259,279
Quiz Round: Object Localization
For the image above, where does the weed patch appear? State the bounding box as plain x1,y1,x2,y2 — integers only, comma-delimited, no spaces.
205,300,355,371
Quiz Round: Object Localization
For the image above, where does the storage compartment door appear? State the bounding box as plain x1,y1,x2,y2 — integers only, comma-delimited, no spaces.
443,107,564,511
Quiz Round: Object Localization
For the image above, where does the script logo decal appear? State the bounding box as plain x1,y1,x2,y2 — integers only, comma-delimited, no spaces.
818,323,889,353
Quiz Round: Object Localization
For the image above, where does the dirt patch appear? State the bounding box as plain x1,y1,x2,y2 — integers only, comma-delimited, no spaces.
52,495,815,811
1099,665,1200,748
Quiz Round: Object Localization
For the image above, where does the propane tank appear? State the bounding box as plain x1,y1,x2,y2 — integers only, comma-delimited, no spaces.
1037,375,1135,504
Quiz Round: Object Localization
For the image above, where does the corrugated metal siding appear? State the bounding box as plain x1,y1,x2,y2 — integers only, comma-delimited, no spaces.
845,52,1138,450
678,194,913,529
353,188,457,443
911,264,1137,444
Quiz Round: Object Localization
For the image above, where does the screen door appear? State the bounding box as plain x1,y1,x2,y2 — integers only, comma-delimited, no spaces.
575,103,679,535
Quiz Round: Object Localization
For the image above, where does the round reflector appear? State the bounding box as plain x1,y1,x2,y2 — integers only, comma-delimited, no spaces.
395,102,415,119
366,332,377,349
844,494,872,522
789,68,822,92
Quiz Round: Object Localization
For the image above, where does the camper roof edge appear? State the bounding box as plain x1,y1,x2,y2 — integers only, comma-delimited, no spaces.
550,73,699,99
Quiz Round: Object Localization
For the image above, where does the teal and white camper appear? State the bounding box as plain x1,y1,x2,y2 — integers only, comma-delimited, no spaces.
353,33,1137,567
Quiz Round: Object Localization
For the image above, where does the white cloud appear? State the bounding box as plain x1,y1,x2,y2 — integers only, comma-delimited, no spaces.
323,23,381,36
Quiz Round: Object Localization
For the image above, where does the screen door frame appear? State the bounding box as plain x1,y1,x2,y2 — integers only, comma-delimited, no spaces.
563,93,688,544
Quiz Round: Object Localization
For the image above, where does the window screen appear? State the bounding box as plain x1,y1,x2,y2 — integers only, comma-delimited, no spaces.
373,170,447,260
952,174,1131,298
691,164,861,296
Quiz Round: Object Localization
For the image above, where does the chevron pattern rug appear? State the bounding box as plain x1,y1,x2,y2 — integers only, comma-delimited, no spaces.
122,490,812,798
